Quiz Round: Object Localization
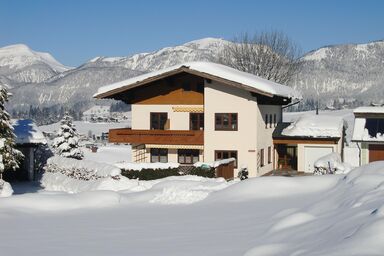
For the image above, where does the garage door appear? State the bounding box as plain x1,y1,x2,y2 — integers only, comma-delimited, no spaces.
369,144,384,162
304,146,334,173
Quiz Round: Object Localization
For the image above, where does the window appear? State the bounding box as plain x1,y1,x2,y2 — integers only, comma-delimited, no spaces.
365,118,384,138
215,150,237,168
273,114,277,127
150,112,168,130
260,148,264,167
150,148,168,163
215,113,238,131
178,149,199,164
268,146,272,164
269,114,273,128
190,113,204,130
265,114,268,128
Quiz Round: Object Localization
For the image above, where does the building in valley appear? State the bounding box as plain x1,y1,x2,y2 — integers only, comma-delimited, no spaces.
94,62,299,178
352,106,384,165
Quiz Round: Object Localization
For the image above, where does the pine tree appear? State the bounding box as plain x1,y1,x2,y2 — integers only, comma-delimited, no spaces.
52,112,84,160
0,85,23,179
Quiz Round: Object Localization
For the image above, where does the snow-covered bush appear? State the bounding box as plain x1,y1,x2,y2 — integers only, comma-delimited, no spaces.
52,112,83,159
314,152,352,175
44,156,121,180
41,156,136,193
0,179,13,197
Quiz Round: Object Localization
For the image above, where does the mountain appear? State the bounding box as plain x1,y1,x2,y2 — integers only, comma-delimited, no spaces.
293,40,384,108
1,38,384,119
0,44,71,85
3,38,226,113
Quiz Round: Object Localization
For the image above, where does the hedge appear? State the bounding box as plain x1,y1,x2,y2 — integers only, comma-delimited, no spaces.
120,166,215,180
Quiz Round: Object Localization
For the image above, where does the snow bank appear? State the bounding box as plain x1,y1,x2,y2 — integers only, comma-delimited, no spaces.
282,114,344,138
41,172,138,193
0,180,13,197
47,156,121,177
193,158,235,168
314,152,352,175
115,161,180,171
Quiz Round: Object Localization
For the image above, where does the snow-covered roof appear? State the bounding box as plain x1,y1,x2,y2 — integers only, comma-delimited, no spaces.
354,106,384,114
94,62,301,100
12,119,47,145
281,115,344,138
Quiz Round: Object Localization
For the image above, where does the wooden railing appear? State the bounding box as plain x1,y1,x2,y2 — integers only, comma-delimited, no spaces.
109,128,204,145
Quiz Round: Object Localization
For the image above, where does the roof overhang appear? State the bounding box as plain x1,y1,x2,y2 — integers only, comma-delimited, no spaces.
94,66,277,100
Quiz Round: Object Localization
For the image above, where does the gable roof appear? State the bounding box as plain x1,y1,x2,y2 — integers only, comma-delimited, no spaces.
12,119,47,145
93,62,301,100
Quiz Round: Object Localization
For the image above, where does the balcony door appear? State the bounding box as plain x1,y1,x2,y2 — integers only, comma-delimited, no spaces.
150,112,168,130
190,113,204,130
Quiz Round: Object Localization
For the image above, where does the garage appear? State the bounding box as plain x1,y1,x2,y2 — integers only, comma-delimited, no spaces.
369,144,384,162
304,146,334,173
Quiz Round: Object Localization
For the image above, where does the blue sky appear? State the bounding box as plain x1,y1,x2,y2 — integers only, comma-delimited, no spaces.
1,0,383,67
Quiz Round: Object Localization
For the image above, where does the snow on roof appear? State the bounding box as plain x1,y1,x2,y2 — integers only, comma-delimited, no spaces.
352,117,384,142
282,115,344,138
94,62,301,100
12,119,47,145
354,106,384,114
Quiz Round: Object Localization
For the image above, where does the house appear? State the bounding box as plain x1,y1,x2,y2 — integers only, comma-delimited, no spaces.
82,105,111,122
272,115,345,173
94,62,300,178
7,119,47,181
352,106,384,165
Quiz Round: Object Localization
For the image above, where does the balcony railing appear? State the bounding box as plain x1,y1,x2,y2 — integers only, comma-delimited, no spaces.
109,128,204,145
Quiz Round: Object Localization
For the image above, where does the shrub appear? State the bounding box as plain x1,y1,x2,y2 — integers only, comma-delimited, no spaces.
185,167,215,178
121,168,180,180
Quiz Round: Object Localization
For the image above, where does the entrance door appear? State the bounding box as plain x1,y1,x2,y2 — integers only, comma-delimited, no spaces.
369,144,384,162
304,146,334,173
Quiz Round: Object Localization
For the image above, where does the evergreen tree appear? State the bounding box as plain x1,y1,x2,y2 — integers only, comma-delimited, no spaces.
0,86,23,179
52,112,84,160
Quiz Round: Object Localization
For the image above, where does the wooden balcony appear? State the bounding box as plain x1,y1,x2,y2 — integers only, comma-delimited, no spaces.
109,128,204,145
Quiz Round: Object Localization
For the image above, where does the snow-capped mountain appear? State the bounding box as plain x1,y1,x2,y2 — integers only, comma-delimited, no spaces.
0,44,72,85
4,38,225,112
293,40,384,108
2,37,384,117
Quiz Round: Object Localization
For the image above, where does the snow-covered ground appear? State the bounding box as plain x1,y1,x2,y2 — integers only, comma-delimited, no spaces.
1,162,384,255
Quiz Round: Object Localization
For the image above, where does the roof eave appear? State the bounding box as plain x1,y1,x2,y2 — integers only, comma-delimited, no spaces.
94,66,286,100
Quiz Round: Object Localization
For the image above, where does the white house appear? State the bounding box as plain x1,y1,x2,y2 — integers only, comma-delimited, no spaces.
352,106,384,165
273,115,345,173
94,62,300,178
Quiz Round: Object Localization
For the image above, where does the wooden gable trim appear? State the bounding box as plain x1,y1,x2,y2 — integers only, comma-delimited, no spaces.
179,67,274,98
94,68,186,99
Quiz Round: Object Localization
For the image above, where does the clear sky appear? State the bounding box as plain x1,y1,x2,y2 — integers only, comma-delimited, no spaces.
1,0,383,67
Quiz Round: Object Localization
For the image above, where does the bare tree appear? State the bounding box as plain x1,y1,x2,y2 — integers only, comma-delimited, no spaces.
219,31,303,84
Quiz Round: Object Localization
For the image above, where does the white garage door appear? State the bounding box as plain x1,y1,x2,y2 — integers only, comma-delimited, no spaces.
304,146,334,173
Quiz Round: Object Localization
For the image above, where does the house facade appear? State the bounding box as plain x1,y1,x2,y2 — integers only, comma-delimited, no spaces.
352,106,384,165
94,62,299,177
